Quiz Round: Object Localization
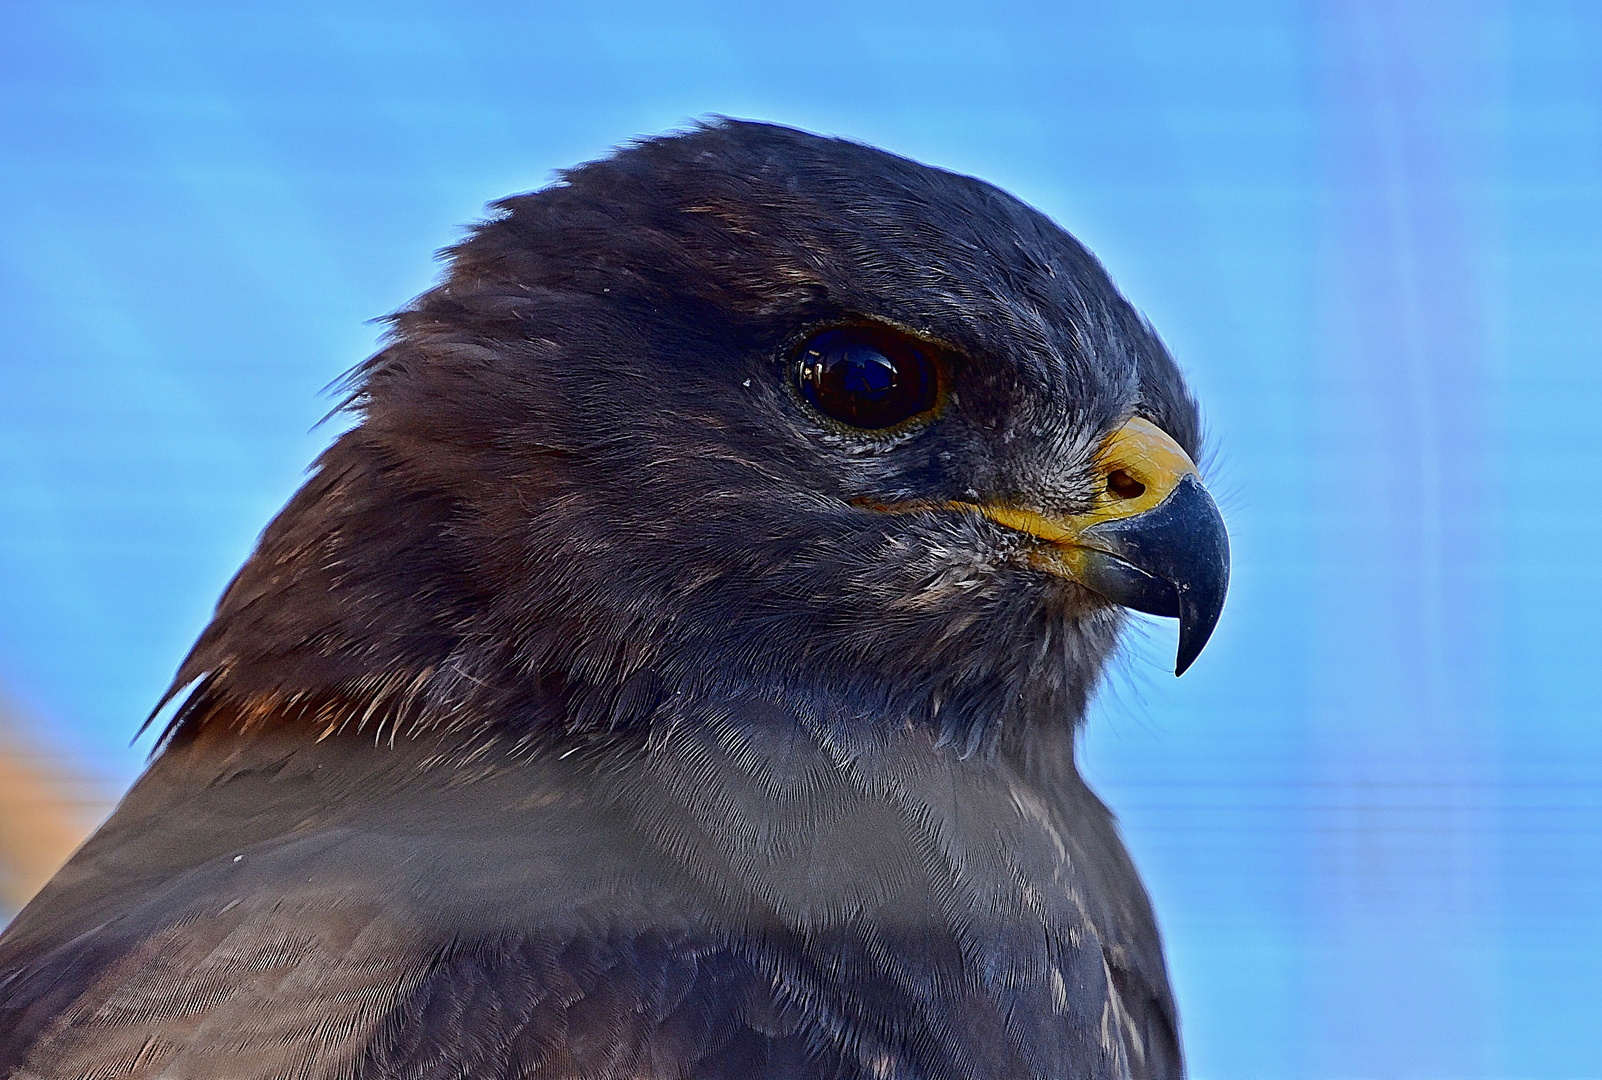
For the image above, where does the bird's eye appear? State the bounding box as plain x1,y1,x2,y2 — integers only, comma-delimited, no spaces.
795,326,938,430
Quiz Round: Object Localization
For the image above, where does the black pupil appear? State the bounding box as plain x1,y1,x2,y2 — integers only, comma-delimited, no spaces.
797,327,936,429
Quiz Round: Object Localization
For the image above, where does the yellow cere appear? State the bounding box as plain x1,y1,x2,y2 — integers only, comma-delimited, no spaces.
978,417,1199,546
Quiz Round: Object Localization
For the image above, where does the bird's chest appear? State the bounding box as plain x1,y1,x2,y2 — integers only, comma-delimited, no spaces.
607,709,1136,1079
628,703,1085,930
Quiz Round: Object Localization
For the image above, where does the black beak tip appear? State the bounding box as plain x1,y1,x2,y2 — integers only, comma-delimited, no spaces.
1174,590,1224,676
1169,479,1229,676
1174,641,1203,678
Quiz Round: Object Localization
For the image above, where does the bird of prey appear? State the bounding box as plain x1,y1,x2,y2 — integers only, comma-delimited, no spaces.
0,121,1228,1080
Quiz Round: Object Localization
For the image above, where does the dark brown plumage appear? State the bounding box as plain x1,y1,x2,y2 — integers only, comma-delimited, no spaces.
0,120,1225,1080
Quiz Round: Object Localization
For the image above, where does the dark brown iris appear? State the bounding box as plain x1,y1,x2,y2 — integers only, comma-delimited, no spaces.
796,325,937,430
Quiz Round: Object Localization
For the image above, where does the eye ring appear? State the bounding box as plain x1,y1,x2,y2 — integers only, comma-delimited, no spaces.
794,324,941,430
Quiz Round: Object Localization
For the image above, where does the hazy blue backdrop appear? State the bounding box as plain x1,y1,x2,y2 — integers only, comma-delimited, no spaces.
2,1,1598,1076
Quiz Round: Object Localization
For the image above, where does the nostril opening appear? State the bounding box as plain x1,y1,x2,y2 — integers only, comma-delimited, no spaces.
1107,469,1146,500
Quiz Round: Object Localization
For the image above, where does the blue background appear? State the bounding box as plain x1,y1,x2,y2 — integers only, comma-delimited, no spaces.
2,1,1599,1076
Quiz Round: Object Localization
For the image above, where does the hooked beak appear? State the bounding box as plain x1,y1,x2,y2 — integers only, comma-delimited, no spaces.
976,418,1230,675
